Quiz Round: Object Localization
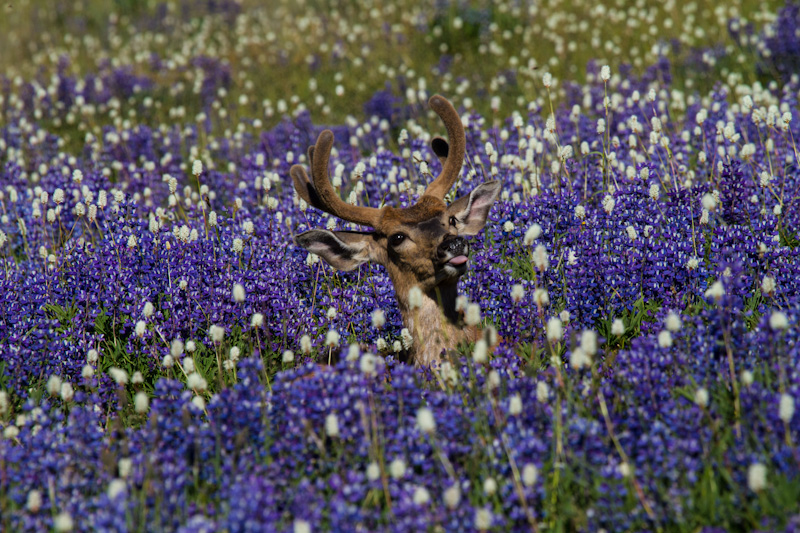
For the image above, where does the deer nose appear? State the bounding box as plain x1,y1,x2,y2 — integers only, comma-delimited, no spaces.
438,235,468,259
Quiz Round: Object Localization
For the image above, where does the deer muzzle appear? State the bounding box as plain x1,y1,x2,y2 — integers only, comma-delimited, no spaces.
438,236,469,266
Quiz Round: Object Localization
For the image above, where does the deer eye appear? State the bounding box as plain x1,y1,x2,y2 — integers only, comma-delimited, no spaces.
449,216,458,227
389,233,406,247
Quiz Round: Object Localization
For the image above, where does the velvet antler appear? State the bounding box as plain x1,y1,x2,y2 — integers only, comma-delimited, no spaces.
423,95,466,200
290,130,382,227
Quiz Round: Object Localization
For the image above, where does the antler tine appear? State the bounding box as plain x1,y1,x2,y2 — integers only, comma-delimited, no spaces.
423,95,466,200
290,130,382,227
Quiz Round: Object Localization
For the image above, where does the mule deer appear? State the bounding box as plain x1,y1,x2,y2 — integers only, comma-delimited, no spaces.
291,95,501,366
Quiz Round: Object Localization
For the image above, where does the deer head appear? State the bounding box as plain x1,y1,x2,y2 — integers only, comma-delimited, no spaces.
291,95,501,366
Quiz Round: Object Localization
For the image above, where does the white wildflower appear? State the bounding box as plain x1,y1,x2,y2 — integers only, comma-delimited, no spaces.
416,407,436,434
747,463,767,492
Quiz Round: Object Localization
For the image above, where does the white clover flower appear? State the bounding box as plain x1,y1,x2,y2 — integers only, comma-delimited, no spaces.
611,319,625,336
229,347,240,362
371,309,385,329
701,193,717,211
779,393,795,423
107,479,126,500
26,490,42,512
648,183,660,201
232,238,244,253
522,463,538,486
694,387,709,407
208,211,218,227
747,463,767,492
533,288,550,307
626,225,638,241
366,462,381,481
192,396,206,411
686,257,700,270
665,312,682,332
546,317,563,342
580,330,597,356
300,334,312,354
472,339,488,364
359,352,377,375
536,381,550,403
281,350,295,364
46,375,62,396
345,344,360,362
118,458,133,479
761,276,776,295
53,512,74,532
602,194,615,214
209,324,225,343
465,303,481,326
293,520,311,533
532,244,549,271
769,311,788,330
413,486,430,506
508,394,522,416
502,220,515,233
251,313,264,328
60,383,74,402
483,477,497,496
658,330,673,348
186,372,207,392
389,458,406,479
475,508,492,531
510,284,525,303
400,328,413,350
443,484,461,509
232,283,246,303
523,224,542,245
600,65,611,81
325,329,340,347
192,160,203,176
596,118,606,134
325,413,340,437
704,281,725,301
416,407,436,434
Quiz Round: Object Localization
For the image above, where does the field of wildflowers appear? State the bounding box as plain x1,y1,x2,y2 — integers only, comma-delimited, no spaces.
1,0,799,530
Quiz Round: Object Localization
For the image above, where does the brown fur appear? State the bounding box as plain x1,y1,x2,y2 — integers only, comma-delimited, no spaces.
291,95,501,367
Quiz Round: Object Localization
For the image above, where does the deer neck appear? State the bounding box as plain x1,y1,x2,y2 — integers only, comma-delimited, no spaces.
397,281,477,367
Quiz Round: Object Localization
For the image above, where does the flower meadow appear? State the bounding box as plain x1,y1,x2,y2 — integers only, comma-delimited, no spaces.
1,0,800,531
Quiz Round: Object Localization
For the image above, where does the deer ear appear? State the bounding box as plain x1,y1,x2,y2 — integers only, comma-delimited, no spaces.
295,230,377,271
431,136,449,167
447,180,502,236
